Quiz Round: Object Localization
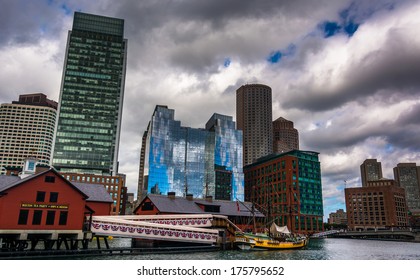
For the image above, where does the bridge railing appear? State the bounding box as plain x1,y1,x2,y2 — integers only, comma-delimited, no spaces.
311,230,339,238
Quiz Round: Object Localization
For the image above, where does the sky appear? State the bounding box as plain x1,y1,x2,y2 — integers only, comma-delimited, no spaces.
1,0,420,221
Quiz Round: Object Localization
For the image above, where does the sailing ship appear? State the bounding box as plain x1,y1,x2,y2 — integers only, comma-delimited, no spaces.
234,223,308,250
233,183,308,250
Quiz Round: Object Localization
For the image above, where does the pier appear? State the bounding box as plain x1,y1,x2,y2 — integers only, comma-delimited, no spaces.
0,214,238,259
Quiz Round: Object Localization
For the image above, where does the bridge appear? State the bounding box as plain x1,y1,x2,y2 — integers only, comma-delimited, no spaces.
337,229,420,242
310,230,340,238
90,214,239,245
311,229,420,242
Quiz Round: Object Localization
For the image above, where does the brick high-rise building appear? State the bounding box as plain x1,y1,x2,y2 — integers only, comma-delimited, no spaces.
0,93,57,175
273,117,299,153
236,84,272,166
244,150,323,234
345,179,408,230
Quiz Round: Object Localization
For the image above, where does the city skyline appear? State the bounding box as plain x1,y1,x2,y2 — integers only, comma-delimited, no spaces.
1,0,420,221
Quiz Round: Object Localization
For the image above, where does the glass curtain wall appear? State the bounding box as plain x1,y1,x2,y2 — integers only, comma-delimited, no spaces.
144,107,244,201
53,12,127,175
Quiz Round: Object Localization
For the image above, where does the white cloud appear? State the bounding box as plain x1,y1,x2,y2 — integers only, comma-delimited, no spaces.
0,39,63,100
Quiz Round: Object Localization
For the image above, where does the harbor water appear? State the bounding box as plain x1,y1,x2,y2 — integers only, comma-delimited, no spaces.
83,237,420,260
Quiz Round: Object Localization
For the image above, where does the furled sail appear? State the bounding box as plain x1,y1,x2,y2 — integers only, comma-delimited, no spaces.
270,223,291,235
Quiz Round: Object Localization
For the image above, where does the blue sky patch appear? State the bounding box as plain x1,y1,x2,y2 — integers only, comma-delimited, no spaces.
385,143,394,153
344,21,359,36
224,58,231,68
267,51,282,63
322,21,341,38
61,3,72,15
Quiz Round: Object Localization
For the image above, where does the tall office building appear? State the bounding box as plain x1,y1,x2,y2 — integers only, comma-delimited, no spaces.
138,105,244,201
52,12,127,175
273,117,299,153
360,159,383,187
236,84,273,166
393,163,420,214
0,93,57,175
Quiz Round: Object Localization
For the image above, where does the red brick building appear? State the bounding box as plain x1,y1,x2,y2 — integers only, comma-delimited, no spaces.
345,179,409,230
244,150,324,234
0,168,112,244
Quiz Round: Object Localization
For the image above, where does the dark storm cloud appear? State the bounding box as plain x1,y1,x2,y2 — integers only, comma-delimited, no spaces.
395,102,420,125
0,0,68,46
302,120,380,151
117,0,320,33
283,25,420,112
301,100,420,154
114,0,350,73
386,103,420,150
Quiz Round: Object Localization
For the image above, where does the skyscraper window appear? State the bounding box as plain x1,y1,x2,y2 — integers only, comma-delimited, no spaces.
52,12,127,175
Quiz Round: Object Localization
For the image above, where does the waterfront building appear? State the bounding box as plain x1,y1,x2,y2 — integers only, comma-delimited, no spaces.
345,179,408,230
236,84,273,166
0,167,112,243
272,117,299,153
393,163,420,214
243,150,324,234
360,159,383,187
328,209,347,225
138,105,244,201
52,12,127,176
0,93,57,175
60,172,126,215
134,193,264,232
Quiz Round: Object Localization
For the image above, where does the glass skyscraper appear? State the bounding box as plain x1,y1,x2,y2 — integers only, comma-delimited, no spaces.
52,12,127,175
138,106,244,201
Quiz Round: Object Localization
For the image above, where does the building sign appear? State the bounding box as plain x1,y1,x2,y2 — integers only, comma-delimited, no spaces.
21,203,69,209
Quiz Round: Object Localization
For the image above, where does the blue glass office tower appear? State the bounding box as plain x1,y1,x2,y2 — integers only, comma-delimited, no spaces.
52,12,127,175
139,106,244,201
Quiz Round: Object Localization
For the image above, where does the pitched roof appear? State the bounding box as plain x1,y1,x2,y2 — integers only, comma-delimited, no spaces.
0,175,21,192
147,194,203,214
72,182,114,203
0,169,111,203
0,168,88,199
143,194,264,218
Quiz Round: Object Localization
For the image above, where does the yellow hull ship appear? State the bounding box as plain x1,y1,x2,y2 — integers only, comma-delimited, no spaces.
234,223,308,250
234,232,308,250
